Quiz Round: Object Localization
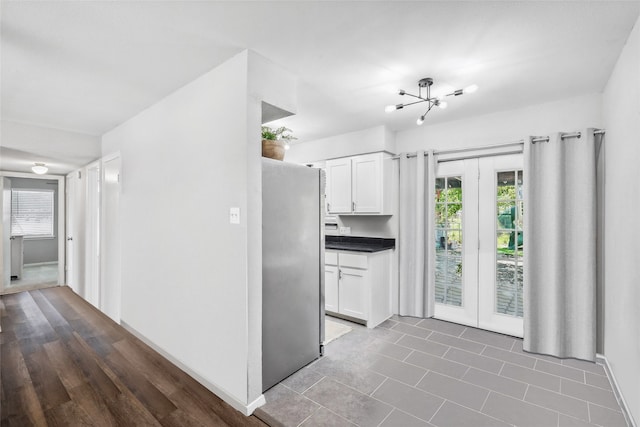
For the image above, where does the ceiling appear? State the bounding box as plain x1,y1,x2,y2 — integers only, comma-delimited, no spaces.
2,1,639,152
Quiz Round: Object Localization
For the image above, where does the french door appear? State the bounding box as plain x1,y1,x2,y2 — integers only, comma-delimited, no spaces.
434,154,524,337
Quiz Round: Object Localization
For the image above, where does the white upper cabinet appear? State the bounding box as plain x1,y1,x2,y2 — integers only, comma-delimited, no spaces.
325,152,393,215
326,158,352,213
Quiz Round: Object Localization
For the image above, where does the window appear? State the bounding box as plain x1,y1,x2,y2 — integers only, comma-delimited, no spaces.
11,189,55,238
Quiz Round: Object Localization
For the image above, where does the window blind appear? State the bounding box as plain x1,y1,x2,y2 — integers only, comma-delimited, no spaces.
11,189,55,238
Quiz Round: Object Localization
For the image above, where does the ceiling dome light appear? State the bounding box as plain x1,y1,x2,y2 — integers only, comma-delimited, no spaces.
385,77,476,125
32,163,48,175
463,84,479,94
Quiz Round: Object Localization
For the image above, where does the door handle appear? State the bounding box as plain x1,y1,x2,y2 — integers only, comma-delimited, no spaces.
352,201,356,212
67,237,73,241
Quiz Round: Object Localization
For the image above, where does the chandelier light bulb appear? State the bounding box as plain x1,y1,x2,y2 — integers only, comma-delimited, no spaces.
463,84,479,94
416,116,425,126
438,101,448,109
384,104,397,113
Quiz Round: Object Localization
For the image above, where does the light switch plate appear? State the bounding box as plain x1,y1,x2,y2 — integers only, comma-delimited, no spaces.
229,207,240,224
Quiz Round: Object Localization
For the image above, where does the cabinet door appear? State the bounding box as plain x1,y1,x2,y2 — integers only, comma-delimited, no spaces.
352,154,381,213
325,265,339,313
326,158,352,213
339,267,368,320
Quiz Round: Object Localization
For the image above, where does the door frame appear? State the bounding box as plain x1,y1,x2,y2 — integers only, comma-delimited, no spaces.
0,171,66,293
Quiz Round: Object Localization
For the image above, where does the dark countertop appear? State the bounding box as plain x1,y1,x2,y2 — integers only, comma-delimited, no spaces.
325,236,395,253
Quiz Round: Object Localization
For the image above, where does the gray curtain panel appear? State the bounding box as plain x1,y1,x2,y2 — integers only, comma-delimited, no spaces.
523,129,599,361
398,151,435,317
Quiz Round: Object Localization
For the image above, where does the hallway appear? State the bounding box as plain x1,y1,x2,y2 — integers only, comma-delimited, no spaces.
0,286,267,426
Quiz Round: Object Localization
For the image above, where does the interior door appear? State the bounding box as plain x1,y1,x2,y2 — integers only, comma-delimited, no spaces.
102,155,121,323
433,154,524,337
1,177,12,290
66,175,76,291
85,163,101,308
478,154,524,337
433,159,479,327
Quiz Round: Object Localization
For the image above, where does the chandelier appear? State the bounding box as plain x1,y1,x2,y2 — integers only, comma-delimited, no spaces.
385,77,478,125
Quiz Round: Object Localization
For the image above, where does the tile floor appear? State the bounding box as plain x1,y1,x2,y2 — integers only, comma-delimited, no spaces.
255,315,628,427
9,263,58,288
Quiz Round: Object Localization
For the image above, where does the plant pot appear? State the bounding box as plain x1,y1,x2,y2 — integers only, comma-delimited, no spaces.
262,139,285,161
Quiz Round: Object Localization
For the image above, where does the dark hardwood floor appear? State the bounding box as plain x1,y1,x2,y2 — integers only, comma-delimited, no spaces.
0,286,268,426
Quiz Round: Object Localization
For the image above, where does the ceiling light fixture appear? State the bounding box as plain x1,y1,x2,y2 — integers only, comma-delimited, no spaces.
31,163,48,174
385,77,478,125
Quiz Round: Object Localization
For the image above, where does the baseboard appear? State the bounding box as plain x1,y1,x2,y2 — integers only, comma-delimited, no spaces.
596,353,637,427
120,320,264,416
24,261,58,267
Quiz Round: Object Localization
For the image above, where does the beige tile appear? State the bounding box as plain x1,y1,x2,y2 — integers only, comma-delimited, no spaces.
372,379,443,422
299,408,355,427
536,359,585,382
585,372,612,390
562,358,606,376
561,379,620,410
428,332,485,354
431,401,510,427
416,318,466,337
559,414,600,427
482,392,558,427
501,362,561,392
368,354,427,386
303,378,393,426
588,403,627,427
367,339,413,361
525,385,589,420
380,409,434,427
482,345,536,369
392,315,422,325
460,328,515,350
406,349,468,379
392,322,432,339
260,384,320,427
462,367,527,399
444,347,503,374
416,371,489,411
397,335,449,357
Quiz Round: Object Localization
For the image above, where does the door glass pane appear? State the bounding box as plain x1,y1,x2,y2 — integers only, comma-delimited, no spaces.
435,176,463,307
495,170,523,317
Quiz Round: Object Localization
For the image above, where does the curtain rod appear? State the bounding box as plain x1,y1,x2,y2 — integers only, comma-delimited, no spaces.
392,129,606,160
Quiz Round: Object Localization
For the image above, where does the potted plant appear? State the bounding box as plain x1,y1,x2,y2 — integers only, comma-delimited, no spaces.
262,126,296,161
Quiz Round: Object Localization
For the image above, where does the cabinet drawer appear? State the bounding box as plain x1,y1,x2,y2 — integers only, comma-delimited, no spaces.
338,253,368,269
325,251,338,266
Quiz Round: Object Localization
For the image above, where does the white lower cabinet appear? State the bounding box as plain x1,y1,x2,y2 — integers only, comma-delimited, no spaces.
325,264,339,313
325,250,392,328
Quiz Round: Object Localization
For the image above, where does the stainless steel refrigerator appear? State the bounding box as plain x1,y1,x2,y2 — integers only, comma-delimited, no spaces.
262,158,324,392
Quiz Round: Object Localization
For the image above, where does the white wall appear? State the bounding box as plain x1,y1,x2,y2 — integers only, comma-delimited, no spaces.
395,93,603,152
101,50,295,413
602,15,640,425
286,125,396,164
